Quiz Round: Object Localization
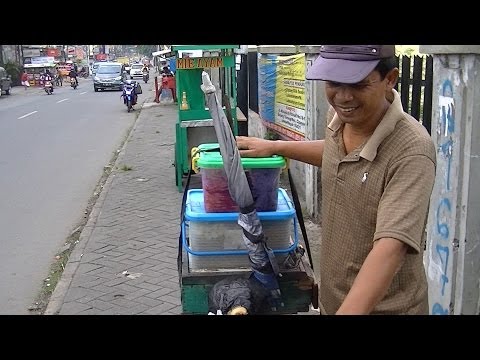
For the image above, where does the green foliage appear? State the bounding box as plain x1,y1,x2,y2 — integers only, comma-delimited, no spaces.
136,45,157,57
396,45,424,57
4,61,22,85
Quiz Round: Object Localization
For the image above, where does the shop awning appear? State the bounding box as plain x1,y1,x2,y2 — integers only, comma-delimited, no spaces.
152,49,174,58
24,63,56,68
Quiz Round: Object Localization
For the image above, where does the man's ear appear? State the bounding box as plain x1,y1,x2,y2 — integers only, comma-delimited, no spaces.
385,68,399,90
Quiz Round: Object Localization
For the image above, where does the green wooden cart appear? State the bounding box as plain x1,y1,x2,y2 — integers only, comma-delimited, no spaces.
179,250,318,315
173,45,240,192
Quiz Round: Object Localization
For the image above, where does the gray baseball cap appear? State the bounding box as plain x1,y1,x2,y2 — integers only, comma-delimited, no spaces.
306,45,396,83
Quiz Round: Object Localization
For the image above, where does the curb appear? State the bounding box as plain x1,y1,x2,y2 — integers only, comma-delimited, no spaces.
44,94,153,315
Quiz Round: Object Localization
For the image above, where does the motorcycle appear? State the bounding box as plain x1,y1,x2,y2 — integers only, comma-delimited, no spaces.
142,70,149,83
70,77,78,90
121,80,137,112
44,80,53,95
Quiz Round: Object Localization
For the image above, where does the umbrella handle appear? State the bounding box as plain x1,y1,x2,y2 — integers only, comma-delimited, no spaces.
200,71,216,94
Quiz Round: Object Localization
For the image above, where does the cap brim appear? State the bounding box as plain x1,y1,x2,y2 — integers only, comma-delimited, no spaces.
306,57,380,84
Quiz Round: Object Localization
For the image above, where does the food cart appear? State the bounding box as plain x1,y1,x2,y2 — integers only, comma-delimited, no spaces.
172,45,240,192
23,63,57,86
177,70,318,315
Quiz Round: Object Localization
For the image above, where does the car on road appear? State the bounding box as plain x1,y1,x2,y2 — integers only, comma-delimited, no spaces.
93,62,126,92
0,66,12,97
129,63,145,79
91,62,103,76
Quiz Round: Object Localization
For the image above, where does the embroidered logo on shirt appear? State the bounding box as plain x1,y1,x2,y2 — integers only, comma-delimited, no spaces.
361,172,368,183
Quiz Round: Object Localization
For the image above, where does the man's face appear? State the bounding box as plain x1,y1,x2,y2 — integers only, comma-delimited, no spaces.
324,68,397,126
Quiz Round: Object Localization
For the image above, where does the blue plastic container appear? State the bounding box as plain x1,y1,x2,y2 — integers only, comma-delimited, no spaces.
183,188,298,271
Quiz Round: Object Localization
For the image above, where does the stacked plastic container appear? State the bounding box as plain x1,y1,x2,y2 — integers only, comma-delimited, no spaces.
184,144,298,271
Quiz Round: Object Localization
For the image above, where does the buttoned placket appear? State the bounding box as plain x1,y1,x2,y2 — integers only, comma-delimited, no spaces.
332,131,367,207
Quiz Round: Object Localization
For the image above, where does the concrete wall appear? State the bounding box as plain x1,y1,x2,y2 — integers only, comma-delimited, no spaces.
301,46,330,221
247,45,331,220
421,45,480,315
247,46,307,206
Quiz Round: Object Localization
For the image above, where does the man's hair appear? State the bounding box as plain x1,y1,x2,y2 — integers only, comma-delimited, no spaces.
374,56,397,79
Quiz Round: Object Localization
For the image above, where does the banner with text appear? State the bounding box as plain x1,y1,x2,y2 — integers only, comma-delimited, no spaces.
258,53,306,137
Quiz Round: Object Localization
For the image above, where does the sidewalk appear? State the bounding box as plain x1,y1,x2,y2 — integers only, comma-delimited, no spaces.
44,81,320,315
45,86,187,315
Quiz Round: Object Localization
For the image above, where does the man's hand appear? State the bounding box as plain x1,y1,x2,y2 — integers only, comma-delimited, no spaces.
236,136,276,158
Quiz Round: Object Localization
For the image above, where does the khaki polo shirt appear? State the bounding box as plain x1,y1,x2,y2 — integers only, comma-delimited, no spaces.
319,89,436,315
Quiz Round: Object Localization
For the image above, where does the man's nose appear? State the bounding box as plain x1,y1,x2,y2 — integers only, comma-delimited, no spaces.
334,86,355,100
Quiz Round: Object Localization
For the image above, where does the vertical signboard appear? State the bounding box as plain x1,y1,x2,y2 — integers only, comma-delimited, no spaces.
258,53,306,138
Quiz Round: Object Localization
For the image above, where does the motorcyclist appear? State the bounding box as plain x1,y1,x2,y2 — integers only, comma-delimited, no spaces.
40,70,53,87
142,63,149,81
123,79,138,105
68,68,79,86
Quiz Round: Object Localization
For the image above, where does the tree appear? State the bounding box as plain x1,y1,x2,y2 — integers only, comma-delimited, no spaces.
136,45,157,57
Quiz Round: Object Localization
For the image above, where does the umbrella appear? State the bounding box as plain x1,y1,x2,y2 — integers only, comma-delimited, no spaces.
200,71,284,311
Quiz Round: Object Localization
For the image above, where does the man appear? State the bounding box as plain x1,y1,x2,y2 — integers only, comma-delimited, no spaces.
55,69,63,86
159,62,177,103
21,71,30,90
68,67,78,86
236,45,436,315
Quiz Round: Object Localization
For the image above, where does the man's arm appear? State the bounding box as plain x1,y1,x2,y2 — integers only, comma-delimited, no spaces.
335,237,408,315
236,136,325,167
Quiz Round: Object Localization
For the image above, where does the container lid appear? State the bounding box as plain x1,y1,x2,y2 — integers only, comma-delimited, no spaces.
196,143,285,169
196,143,220,152
185,188,295,221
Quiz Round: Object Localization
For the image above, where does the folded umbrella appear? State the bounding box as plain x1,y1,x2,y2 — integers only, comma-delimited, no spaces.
201,71,283,310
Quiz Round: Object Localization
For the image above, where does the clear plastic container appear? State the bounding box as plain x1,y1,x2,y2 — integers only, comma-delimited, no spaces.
184,188,297,270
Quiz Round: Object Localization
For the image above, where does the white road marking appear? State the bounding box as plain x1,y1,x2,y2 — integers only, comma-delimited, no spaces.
56,98,69,103
18,111,38,119
80,91,87,95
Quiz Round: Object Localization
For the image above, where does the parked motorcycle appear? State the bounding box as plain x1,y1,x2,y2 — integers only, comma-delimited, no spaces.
70,77,78,89
44,80,53,95
121,80,137,112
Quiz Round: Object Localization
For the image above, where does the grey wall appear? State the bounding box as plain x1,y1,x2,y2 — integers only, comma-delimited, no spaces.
422,45,480,315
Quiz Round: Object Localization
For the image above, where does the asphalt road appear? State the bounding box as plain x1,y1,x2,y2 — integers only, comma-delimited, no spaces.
0,78,141,314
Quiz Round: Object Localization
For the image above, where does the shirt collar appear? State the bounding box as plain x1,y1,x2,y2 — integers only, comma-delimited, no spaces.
327,89,404,161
